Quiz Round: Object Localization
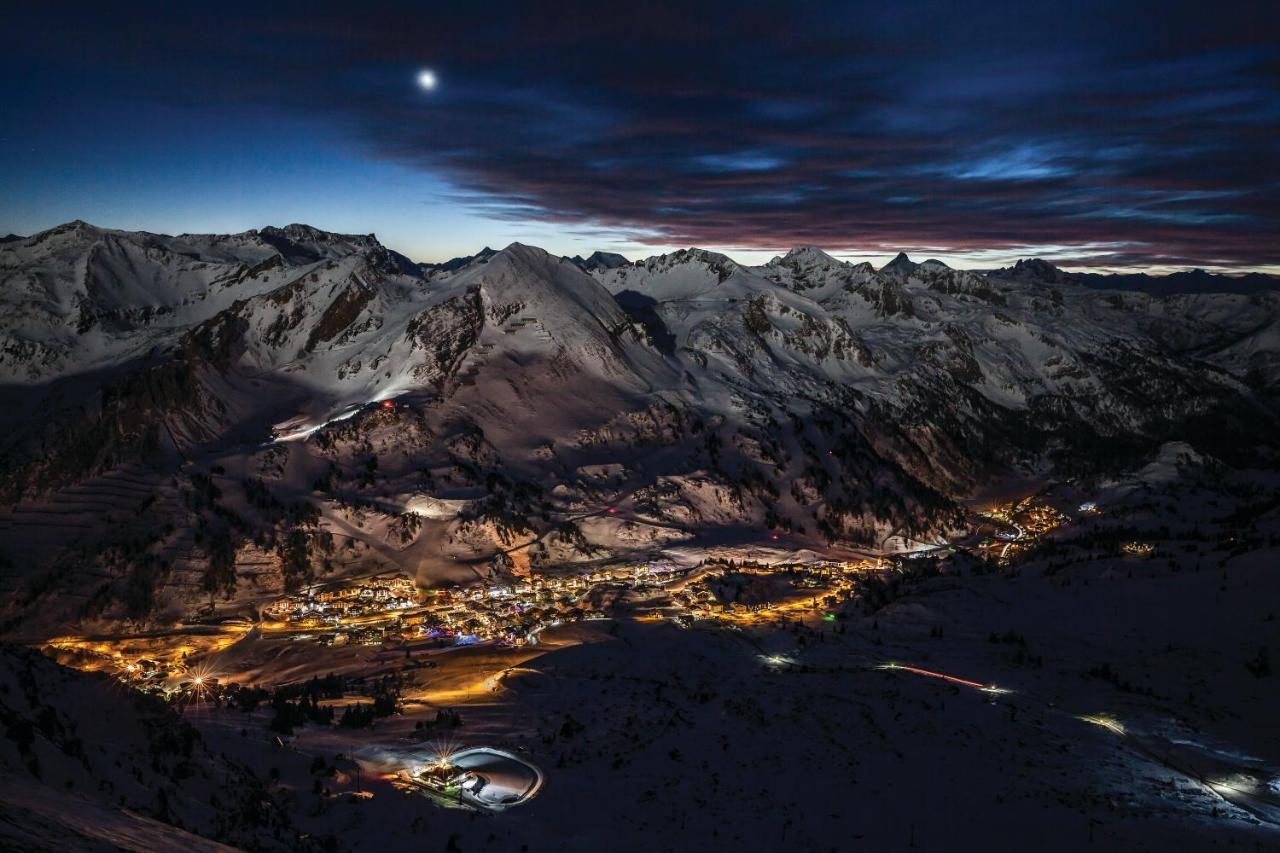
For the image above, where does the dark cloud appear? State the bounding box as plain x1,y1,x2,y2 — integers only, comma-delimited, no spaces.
7,0,1279,267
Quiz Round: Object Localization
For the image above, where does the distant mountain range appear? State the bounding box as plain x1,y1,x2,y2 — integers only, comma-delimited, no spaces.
1,221,1277,634
990,257,1278,295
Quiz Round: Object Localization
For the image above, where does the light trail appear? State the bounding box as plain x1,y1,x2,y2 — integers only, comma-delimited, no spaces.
1078,713,1126,736
882,661,1279,828
270,404,362,444
876,662,1008,694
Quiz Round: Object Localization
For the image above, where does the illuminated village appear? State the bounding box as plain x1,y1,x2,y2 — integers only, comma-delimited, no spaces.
974,496,1069,564
37,493,1083,716
46,553,898,703
37,488,1107,716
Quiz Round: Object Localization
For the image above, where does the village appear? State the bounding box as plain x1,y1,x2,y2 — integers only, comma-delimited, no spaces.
973,495,1070,563
43,493,1107,706
256,555,887,651
41,552,894,705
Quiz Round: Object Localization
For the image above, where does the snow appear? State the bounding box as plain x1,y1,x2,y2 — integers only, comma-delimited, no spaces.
189,504,1280,850
4,433,1280,849
4,218,1275,632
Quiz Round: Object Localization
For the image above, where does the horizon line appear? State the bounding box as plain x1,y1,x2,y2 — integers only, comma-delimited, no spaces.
8,218,1279,279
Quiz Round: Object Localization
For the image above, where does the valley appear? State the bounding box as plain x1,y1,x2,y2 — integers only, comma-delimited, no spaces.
1,222,1279,850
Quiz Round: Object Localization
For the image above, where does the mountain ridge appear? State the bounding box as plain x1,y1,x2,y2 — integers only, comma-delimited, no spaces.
7,218,1275,287
1,221,1278,635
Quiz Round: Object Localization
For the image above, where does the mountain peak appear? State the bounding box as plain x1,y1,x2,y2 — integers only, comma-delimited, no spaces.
625,247,739,275
423,246,497,273
566,250,629,272
755,246,873,294
670,247,736,265
880,252,917,276
1017,258,1061,274
256,223,376,245
998,257,1071,284
498,241,559,265
41,219,103,239
502,241,537,251
251,224,384,265
481,241,590,282
259,223,324,239
779,246,838,264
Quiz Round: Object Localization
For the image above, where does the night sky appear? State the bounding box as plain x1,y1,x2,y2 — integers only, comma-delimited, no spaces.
3,1,1277,271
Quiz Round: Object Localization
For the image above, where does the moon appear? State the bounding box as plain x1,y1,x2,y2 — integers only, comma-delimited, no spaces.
417,69,438,91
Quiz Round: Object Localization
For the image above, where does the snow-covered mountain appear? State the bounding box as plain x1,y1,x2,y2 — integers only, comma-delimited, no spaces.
1,222,1278,633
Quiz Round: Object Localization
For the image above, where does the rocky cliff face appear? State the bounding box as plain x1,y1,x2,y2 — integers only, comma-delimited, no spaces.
1,223,1277,633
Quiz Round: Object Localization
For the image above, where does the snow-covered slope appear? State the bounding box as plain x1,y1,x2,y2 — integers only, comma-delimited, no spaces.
1,222,1278,634
0,221,409,384
0,643,302,850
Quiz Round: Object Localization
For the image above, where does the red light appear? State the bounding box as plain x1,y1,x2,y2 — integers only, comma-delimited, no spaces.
606,507,618,515
891,664,986,691
771,534,779,541
381,400,395,411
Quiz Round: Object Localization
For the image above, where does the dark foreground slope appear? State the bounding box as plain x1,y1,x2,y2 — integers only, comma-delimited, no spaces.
0,643,308,851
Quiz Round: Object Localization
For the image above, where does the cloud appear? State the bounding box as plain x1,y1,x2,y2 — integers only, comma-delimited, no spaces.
7,0,1279,268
